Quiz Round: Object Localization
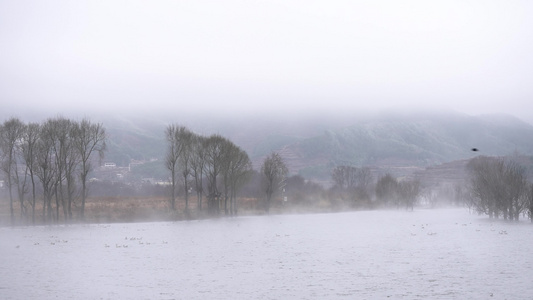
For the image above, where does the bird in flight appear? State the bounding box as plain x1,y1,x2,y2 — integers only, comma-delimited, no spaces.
471,148,479,152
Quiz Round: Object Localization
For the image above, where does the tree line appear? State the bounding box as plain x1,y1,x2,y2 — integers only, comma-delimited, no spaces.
329,165,421,211
163,127,422,217
0,116,451,224
165,125,253,216
164,125,290,216
0,118,292,224
0,117,106,224
328,158,533,221
4,117,533,224
466,155,533,221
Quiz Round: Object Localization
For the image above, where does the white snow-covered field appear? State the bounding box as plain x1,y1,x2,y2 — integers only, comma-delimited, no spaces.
1,208,532,300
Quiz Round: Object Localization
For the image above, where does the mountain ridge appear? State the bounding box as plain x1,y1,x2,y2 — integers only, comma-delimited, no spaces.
266,112,533,180
2,110,533,183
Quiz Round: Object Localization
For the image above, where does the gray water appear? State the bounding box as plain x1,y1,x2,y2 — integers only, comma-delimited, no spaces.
1,209,532,299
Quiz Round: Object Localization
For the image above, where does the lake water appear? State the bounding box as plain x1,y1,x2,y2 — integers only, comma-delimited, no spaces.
1,208,532,299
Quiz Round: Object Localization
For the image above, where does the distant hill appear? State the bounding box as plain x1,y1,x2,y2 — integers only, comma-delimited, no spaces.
271,112,533,180
102,115,167,167
4,110,533,184
96,111,533,182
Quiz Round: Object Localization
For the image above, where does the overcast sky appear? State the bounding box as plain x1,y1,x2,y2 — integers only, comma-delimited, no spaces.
1,1,532,121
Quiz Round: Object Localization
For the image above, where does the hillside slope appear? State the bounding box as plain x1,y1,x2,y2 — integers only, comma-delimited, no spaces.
30,111,532,182
275,112,533,180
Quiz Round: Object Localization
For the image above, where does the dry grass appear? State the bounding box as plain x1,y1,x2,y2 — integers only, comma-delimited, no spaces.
84,196,275,222
0,195,335,226
85,197,161,223
0,195,269,225
0,196,180,225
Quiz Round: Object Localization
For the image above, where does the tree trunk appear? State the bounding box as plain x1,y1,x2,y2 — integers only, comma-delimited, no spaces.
8,175,14,224
48,193,53,222
183,174,189,214
67,181,73,220
197,190,202,211
231,189,237,216
81,178,86,220
19,193,24,220
224,194,228,215
55,186,61,222
170,170,176,210
59,180,68,222
30,171,36,224
265,193,272,213
43,192,47,223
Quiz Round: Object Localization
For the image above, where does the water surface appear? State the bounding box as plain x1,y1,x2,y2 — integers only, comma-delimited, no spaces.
1,209,531,299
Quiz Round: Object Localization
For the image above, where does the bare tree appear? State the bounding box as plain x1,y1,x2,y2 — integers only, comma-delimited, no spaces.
220,140,236,215
165,124,188,211
21,122,40,223
64,123,80,220
358,167,373,186
190,135,206,212
467,156,529,221
503,160,528,221
331,165,373,205
163,127,250,217
375,173,398,207
73,119,106,219
398,180,421,211
526,184,533,223
204,134,227,215
35,121,58,222
0,117,26,224
221,141,252,215
48,117,75,221
228,148,252,215
178,128,194,214
467,156,500,218
331,165,357,190
13,126,30,220
261,152,288,213
1,116,106,223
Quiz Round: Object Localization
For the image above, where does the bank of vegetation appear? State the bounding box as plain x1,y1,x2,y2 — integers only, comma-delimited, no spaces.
1,116,533,225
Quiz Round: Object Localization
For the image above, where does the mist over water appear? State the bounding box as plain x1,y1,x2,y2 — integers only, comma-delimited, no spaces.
2,209,532,299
